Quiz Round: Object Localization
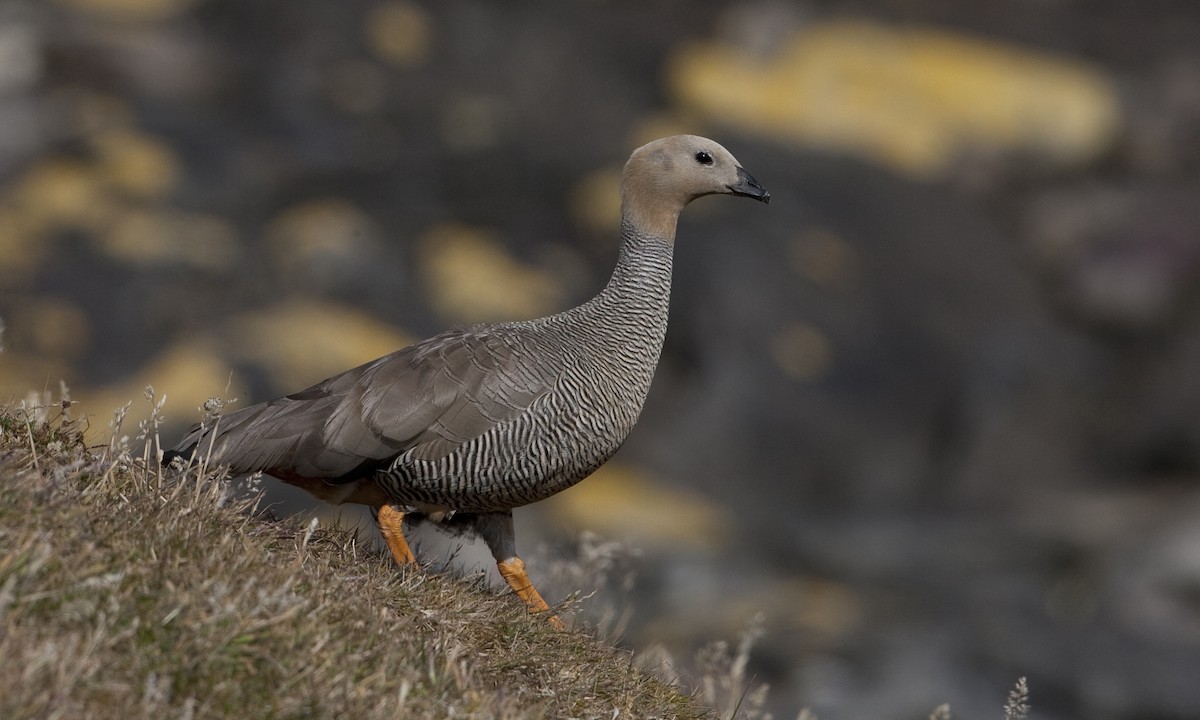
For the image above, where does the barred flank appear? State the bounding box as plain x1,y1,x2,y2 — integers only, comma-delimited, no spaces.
378,223,673,512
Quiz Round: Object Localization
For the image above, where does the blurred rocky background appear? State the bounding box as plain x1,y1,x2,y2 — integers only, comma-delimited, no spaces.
4,0,1200,718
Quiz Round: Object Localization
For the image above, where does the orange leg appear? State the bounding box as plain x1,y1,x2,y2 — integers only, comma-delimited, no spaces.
497,556,565,630
378,504,416,566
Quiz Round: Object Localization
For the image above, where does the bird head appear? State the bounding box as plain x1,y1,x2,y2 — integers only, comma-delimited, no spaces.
620,134,769,241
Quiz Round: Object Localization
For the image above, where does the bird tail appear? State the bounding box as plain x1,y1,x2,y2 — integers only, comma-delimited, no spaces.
159,400,260,471
161,444,197,467
159,390,364,479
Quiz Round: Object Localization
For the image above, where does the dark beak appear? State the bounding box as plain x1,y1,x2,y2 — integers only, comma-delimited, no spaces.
728,166,770,203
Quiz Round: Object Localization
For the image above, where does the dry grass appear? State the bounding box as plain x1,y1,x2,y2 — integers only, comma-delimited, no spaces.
0,390,1034,720
0,397,709,720
1001,677,1030,720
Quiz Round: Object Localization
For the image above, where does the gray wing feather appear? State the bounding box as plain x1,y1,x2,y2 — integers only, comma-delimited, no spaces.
358,329,552,462
174,327,555,481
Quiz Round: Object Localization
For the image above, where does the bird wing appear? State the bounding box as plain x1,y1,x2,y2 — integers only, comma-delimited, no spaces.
175,326,556,479
351,327,555,463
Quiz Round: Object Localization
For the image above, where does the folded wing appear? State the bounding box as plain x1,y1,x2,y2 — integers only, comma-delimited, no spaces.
169,327,555,482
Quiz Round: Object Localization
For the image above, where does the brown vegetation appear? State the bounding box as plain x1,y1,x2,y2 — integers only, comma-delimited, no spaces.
0,399,706,719
0,394,1031,719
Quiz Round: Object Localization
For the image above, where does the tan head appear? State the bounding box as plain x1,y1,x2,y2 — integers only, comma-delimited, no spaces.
620,134,769,241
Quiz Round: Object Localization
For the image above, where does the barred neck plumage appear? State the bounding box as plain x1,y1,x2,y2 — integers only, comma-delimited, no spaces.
514,221,669,402
602,220,674,299
572,219,675,337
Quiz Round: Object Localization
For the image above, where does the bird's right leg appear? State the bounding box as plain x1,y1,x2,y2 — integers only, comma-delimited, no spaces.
477,512,565,630
377,504,416,566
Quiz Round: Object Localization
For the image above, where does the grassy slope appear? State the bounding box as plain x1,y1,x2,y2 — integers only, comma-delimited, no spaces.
0,407,707,720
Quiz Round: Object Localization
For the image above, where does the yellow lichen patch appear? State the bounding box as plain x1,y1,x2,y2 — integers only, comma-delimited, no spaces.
326,60,389,115
230,300,413,392
0,353,75,405
628,113,705,149
99,208,238,270
770,322,833,382
789,227,857,289
9,158,114,233
713,576,863,641
542,464,725,551
51,0,199,22
10,297,92,361
47,87,136,136
366,1,433,68
568,168,622,234
80,338,243,444
782,576,863,637
440,95,504,152
668,19,1121,177
265,198,379,275
0,210,45,283
418,222,564,324
91,130,180,200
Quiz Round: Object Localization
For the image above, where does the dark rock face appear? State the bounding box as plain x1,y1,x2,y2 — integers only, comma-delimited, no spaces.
6,1,1200,718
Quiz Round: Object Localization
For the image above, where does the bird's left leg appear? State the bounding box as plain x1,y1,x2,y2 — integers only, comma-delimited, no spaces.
377,503,416,566
477,511,564,630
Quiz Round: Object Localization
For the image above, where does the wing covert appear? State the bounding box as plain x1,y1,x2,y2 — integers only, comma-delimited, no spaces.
354,328,556,463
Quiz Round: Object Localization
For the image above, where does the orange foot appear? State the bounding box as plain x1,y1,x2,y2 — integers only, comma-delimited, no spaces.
497,555,565,630
378,504,416,566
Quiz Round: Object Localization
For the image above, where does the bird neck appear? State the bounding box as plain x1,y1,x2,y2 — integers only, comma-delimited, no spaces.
619,191,683,244
545,221,674,404
567,219,675,362
599,220,676,308
543,220,674,342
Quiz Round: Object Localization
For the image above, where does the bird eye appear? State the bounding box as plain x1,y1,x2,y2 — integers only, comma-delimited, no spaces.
695,150,713,165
